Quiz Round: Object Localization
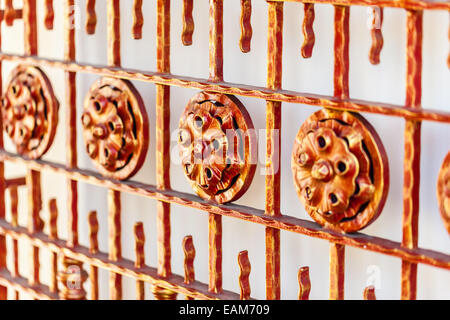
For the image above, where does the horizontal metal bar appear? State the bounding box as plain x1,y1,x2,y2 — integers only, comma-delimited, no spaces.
270,0,450,11
0,9,23,22
0,269,58,300
2,150,450,271
5,177,26,189
0,219,241,300
1,53,449,123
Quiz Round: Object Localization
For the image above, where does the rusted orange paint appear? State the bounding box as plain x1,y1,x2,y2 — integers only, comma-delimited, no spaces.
0,0,447,302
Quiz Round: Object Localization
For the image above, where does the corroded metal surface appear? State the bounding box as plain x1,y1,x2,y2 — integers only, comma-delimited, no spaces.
0,0,448,302
292,109,389,233
369,7,383,65
238,250,251,300
301,3,315,58
178,91,257,204
182,0,194,46
401,9,423,301
81,77,149,180
239,0,252,53
2,65,59,160
297,267,311,300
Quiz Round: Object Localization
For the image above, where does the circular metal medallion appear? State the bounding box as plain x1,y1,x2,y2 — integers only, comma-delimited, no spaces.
437,152,450,235
81,77,149,180
178,92,257,204
292,109,389,233
2,65,59,159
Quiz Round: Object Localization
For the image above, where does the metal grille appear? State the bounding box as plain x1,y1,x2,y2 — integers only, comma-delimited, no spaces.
0,0,448,300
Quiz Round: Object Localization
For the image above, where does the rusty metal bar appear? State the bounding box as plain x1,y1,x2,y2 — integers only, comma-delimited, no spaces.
22,0,43,293
153,0,177,301
9,187,19,300
265,0,283,301
5,177,26,188
3,150,450,271
106,0,123,301
88,211,99,300
401,9,423,301
270,0,450,11
48,199,58,294
1,54,449,123
327,4,350,301
65,0,79,249
0,220,242,300
0,269,58,300
207,0,224,296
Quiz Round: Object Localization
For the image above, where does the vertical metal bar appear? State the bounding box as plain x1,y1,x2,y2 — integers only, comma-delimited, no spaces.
9,187,19,299
209,0,223,82
107,0,122,300
207,0,224,295
108,190,122,300
156,0,171,277
152,0,178,301
329,5,350,300
23,0,43,292
401,9,423,301
333,5,350,100
132,0,144,40
88,211,99,300
48,199,58,294
265,0,283,300
0,9,6,301
22,0,42,285
23,0,41,288
65,0,78,249
329,242,345,300
134,222,145,300
208,213,222,293
107,0,121,67
298,267,311,300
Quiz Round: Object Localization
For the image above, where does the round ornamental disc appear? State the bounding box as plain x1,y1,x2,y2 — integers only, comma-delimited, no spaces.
291,109,389,233
2,65,59,159
437,152,450,235
81,77,149,180
178,92,257,204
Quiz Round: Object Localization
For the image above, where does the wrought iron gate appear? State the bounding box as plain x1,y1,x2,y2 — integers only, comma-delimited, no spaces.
0,0,449,300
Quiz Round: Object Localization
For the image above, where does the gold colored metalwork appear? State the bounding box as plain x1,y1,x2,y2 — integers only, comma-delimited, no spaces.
81,77,149,180
0,0,448,302
2,65,59,160
292,109,389,233
178,91,257,204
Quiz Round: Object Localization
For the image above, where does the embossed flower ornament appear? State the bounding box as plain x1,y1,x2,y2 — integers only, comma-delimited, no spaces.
2,65,59,159
82,78,149,180
178,92,257,204
292,109,389,233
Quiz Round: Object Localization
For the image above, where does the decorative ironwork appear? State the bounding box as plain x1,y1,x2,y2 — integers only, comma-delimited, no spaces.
2,65,59,160
297,266,311,300
301,3,315,58
292,109,389,233
81,77,149,180
239,0,252,53
178,91,257,204
437,152,450,235
0,0,448,302
182,0,194,46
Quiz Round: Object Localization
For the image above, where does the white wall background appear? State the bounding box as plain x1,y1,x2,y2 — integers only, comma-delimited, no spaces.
1,0,450,300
